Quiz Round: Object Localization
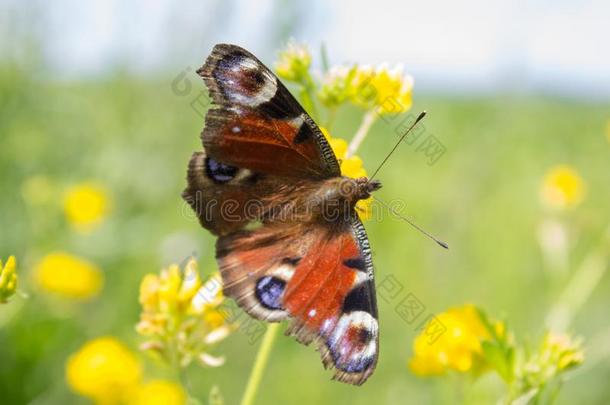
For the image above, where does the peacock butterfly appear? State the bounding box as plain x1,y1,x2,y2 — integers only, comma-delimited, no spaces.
183,44,383,385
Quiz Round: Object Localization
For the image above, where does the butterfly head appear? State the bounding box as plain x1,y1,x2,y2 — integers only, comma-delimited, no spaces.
353,177,382,200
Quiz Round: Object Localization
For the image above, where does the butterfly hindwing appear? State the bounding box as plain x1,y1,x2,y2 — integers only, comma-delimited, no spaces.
285,215,378,385
197,44,340,179
183,150,265,235
183,149,335,236
216,222,311,322
216,215,379,385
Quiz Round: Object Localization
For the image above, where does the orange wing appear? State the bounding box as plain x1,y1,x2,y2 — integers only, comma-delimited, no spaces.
216,215,378,385
198,44,340,179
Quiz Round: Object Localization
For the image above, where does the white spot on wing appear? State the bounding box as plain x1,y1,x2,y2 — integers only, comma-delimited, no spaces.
227,59,277,107
326,311,378,373
322,318,333,333
289,115,305,128
271,264,295,280
239,58,259,70
232,168,253,182
352,271,369,285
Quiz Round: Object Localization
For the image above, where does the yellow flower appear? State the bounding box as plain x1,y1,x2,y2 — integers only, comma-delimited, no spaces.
190,271,224,314
321,128,372,220
540,165,586,210
318,66,357,107
204,309,228,329
275,41,312,82
130,380,186,405
0,256,18,303
178,259,201,304
64,183,110,231
319,64,413,114
158,264,182,313
138,261,223,326
606,120,610,144
409,304,493,376
367,64,413,114
139,274,161,313
66,337,142,405
136,258,232,368
34,252,104,300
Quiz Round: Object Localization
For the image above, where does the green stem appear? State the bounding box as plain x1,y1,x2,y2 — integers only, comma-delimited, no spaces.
320,42,330,73
545,224,610,331
347,110,377,158
239,323,280,405
178,367,203,405
299,72,319,122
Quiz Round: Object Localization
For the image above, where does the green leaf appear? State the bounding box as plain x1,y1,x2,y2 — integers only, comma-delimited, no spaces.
482,341,514,383
476,307,499,340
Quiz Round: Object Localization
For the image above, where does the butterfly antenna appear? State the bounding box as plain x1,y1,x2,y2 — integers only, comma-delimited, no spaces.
372,196,449,249
368,111,427,182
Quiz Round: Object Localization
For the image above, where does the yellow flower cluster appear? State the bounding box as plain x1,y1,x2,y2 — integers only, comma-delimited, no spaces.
137,258,231,368
275,41,312,83
66,336,186,405
0,256,18,303
540,165,586,210
409,304,501,375
319,64,414,114
523,332,583,380
408,304,584,402
321,128,373,220
34,252,104,300
64,183,110,232
509,331,583,400
542,332,584,371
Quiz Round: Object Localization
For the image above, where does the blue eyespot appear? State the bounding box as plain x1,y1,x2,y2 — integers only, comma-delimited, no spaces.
205,157,238,183
255,276,286,310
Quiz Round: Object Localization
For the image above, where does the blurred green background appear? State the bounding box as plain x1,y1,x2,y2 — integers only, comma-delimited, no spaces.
1,1,609,404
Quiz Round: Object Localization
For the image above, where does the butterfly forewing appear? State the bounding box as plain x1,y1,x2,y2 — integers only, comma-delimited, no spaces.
198,44,340,179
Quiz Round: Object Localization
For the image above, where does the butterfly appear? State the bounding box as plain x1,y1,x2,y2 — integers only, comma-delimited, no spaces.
183,44,383,385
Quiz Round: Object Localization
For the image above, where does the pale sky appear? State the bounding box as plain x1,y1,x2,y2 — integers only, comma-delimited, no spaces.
4,0,609,99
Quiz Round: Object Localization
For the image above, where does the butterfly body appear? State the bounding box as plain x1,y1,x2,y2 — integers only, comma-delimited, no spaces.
183,44,381,385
